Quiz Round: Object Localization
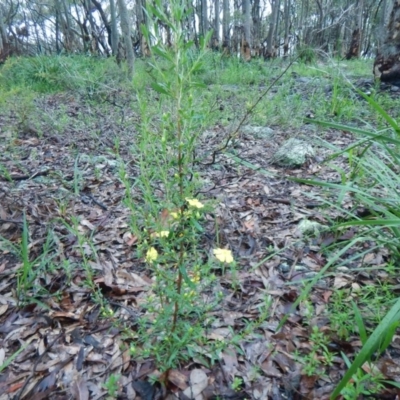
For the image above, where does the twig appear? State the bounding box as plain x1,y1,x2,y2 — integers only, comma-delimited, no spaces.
14,331,64,400
201,58,298,166
2,169,50,182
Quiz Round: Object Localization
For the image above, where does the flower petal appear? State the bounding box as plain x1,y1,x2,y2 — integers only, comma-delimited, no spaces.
213,248,234,263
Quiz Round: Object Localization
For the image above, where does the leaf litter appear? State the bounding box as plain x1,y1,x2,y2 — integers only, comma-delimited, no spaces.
0,88,400,400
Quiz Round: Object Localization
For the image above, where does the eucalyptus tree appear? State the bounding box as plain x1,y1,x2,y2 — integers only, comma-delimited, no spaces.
0,4,8,57
344,0,364,59
283,0,291,56
117,0,134,78
199,0,208,38
242,0,251,59
265,0,280,58
109,0,118,57
374,1,400,84
136,0,150,56
212,0,220,49
222,0,230,53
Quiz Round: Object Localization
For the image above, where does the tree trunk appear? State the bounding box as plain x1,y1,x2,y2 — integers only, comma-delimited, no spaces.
315,0,324,47
91,0,112,55
109,0,119,57
283,0,291,56
213,0,220,49
265,0,280,59
377,0,392,49
54,0,62,53
60,0,74,52
201,0,208,37
222,0,230,54
136,0,150,56
241,0,251,60
0,6,7,53
252,0,261,56
374,1,400,83
346,28,361,59
117,0,134,79
346,0,364,59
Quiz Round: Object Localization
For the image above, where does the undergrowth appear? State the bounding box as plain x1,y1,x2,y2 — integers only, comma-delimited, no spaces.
1,16,400,400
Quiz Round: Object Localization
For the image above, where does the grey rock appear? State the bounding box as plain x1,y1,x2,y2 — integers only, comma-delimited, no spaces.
296,219,326,237
295,77,312,84
272,138,315,167
240,125,275,139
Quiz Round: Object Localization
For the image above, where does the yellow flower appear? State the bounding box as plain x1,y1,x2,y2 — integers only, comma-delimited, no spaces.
153,230,170,238
213,248,234,263
146,247,158,263
185,198,204,209
192,272,201,283
183,290,196,299
170,211,180,219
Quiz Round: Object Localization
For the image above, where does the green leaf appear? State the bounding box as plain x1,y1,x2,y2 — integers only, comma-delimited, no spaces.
191,81,207,89
356,89,400,135
352,301,367,345
379,320,399,353
382,380,400,389
304,118,400,147
192,219,203,232
331,297,400,399
179,264,196,289
148,4,164,22
140,23,153,43
152,46,174,62
151,82,170,96
277,239,361,332
183,40,195,51
337,218,400,228
0,343,29,373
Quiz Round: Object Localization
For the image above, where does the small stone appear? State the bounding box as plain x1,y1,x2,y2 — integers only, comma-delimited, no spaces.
296,77,312,84
240,125,275,139
272,138,315,167
297,219,324,237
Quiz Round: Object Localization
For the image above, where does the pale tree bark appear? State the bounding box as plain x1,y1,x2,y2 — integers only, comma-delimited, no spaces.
377,0,392,48
200,0,208,37
232,0,240,54
84,0,99,53
117,0,134,79
54,0,62,53
297,0,308,48
163,3,172,47
242,0,251,60
346,0,364,59
315,0,324,47
0,5,7,53
252,0,261,56
222,0,230,53
374,1,400,84
213,0,220,49
109,0,118,57
283,0,291,56
274,3,281,56
136,0,150,56
265,0,280,58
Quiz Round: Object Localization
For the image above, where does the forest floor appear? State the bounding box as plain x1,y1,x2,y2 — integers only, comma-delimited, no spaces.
1,57,400,400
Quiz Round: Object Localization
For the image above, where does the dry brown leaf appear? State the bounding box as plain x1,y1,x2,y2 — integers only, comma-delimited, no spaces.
182,369,208,399
168,369,188,390
70,378,89,400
